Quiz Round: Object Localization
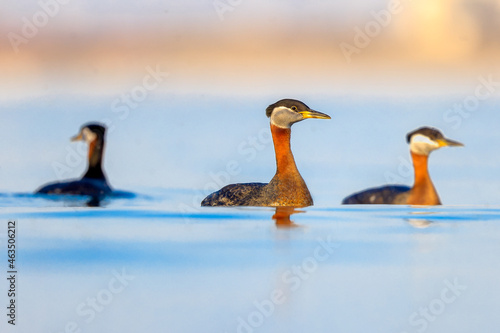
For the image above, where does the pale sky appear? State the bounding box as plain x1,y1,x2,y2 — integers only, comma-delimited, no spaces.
1,0,499,98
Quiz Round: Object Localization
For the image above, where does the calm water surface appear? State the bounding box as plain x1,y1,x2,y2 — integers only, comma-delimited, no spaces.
0,190,499,333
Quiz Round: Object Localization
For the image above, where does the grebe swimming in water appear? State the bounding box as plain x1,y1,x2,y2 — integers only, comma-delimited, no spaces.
202,99,330,207
342,127,463,205
36,123,112,200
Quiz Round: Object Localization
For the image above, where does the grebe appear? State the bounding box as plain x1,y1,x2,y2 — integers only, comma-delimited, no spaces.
342,127,463,205
202,99,330,207
36,123,112,199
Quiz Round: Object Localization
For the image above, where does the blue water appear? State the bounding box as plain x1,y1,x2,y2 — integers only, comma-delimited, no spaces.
1,190,499,333
1,93,500,332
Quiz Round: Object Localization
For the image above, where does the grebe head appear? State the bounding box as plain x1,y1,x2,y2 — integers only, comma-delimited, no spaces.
407,127,464,156
266,99,330,129
71,123,106,144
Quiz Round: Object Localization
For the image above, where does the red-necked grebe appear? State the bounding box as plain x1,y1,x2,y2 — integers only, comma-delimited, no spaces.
201,99,330,207
36,123,112,198
342,127,463,205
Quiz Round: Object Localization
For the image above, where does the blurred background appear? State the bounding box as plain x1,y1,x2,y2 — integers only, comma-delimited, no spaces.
0,0,499,206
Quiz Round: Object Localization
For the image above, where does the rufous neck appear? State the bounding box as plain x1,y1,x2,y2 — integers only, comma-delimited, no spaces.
408,151,441,205
271,124,298,175
84,139,105,179
411,151,431,186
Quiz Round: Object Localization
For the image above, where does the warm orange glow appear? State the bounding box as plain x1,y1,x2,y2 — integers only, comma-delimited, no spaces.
0,0,499,98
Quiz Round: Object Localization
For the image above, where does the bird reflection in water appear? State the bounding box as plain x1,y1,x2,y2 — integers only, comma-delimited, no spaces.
86,196,103,207
406,211,436,228
406,219,433,229
272,207,305,228
54,195,105,208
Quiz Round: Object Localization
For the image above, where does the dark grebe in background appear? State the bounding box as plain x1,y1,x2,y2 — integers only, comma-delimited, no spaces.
36,123,112,202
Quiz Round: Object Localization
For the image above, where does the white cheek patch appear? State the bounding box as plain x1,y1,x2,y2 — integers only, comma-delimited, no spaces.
270,107,294,128
82,128,97,143
410,134,439,155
